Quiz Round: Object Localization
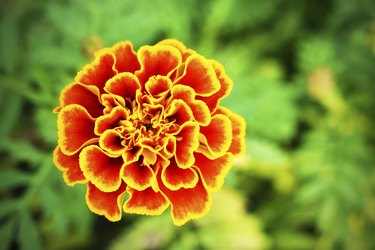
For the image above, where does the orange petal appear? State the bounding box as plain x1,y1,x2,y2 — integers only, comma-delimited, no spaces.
161,158,198,191
175,54,220,97
94,106,129,135
175,122,200,168
171,85,210,126
53,147,86,186
123,186,169,215
99,129,125,156
57,104,97,155
145,75,173,98
165,99,194,126
86,182,126,222
156,39,194,62
215,107,246,157
199,114,232,157
135,44,181,85
57,82,104,118
162,136,176,158
123,146,143,164
158,175,211,226
100,93,125,114
80,145,124,192
104,72,141,101
75,50,117,91
197,60,233,112
111,41,140,73
121,160,155,191
194,152,233,192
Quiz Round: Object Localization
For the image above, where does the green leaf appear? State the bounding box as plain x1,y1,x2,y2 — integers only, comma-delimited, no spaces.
0,16,19,73
0,199,19,219
0,88,23,141
0,218,16,250
0,170,31,191
34,107,57,146
18,212,43,250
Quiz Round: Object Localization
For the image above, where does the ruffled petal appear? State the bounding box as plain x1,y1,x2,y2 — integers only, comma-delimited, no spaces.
94,106,129,135
104,72,141,101
158,176,211,226
53,147,86,186
175,54,220,97
56,82,104,118
86,182,126,222
197,60,233,112
156,39,194,62
57,104,97,155
161,158,198,190
98,129,125,156
123,187,169,215
80,145,124,192
199,114,232,157
111,41,140,73
175,122,200,168
170,85,210,126
136,44,182,85
165,99,194,126
75,50,117,91
121,160,155,191
215,107,246,156
194,152,233,192
145,75,173,98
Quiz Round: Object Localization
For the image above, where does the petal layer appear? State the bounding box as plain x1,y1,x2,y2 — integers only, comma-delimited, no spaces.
86,182,126,222
123,187,169,215
175,122,200,168
121,161,155,191
80,145,124,192
111,41,140,73
53,147,86,186
161,159,198,190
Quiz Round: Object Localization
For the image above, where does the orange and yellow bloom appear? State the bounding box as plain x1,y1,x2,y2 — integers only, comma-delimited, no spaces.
53,39,246,226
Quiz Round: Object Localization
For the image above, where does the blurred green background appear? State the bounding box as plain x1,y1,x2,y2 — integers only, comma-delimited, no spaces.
1,0,375,249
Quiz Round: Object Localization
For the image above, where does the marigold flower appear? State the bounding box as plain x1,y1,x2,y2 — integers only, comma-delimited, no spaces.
53,39,246,226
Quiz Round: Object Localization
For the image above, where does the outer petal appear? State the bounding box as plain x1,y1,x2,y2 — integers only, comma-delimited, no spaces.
86,182,126,222
75,49,117,91
121,161,155,191
80,145,124,192
56,82,104,118
194,152,233,192
175,122,200,169
157,39,194,62
215,107,246,157
158,176,211,226
111,41,140,73
161,158,198,190
199,114,232,157
123,187,169,215
104,72,141,101
175,54,220,97
57,104,97,155
136,44,182,85
53,147,86,186
94,106,129,135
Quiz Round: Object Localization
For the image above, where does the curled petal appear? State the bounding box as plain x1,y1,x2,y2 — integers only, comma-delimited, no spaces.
101,94,125,114
215,107,246,157
194,152,233,192
111,41,140,73
56,82,103,118
136,44,182,85
99,129,125,156
145,75,173,98
158,175,211,226
123,146,143,164
165,99,194,126
57,104,97,155
197,60,233,112
161,159,198,191
94,106,129,135
199,114,232,157
53,147,86,186
123,187,169,215
121,161,155,191
171,85,210,126
80,145,124,192
175,122,200,168
75,50,117,91
86,182,126,222
104,72,141,101
175,54,220,97
156,39,194,62
162,136,176,159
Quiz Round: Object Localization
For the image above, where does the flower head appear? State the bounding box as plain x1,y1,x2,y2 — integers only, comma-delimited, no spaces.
53,39,246,226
